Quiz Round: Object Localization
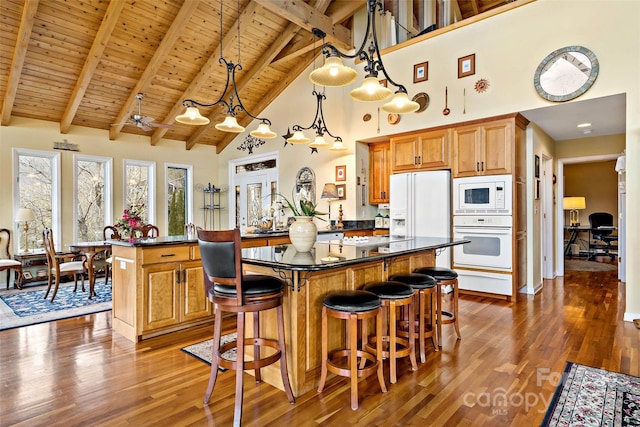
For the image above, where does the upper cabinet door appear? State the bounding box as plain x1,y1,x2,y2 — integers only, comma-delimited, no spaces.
390,135,419,171
482,119,512,175
453,119,512,177
417,129,450,170
453,125,482,177
369,142,390,204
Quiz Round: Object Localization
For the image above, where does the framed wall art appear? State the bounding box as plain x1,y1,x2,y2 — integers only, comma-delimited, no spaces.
336,184,346,200
335,165,346,181
458,54,475,78
413,61,428,83
379,79,387,88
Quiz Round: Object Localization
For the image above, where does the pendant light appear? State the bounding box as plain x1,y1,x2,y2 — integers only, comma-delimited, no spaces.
309,0,419,114
175,0,276,138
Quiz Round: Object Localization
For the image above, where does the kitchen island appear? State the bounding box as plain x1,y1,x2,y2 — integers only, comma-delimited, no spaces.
109,235,467,396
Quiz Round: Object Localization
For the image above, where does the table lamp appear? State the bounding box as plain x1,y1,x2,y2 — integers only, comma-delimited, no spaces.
563,197,586,227
15,208,35,253
321,183,339,229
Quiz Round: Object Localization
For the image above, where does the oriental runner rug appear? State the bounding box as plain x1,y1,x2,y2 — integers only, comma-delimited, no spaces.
181,333,238,365
541,361,640,426
0,282,111,330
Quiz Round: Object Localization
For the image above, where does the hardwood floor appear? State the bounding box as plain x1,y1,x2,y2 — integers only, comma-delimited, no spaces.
1,269,637,426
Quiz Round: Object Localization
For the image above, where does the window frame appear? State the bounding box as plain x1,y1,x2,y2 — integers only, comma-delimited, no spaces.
164,163,193,234
73,154,113,242
123,159,156,226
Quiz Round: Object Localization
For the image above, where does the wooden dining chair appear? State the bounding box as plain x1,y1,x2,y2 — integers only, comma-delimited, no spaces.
102,226,121,285
0,228,23,289
138,224,159,238
42,228,87,302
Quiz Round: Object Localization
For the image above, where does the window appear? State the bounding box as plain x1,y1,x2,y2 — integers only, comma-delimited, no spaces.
74,154,112,241
166,164,193,236
13,149,61,251
124,160,155,225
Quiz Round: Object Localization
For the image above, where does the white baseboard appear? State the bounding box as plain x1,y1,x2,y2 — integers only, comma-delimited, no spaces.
623,312,640,322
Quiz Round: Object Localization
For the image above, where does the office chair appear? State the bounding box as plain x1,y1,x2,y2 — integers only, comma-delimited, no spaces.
588,212,618,261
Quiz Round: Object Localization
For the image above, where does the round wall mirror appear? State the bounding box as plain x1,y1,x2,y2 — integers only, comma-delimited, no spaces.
533,46,599,102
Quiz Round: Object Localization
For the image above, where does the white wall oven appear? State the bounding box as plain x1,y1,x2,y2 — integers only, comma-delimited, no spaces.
453,215,513,296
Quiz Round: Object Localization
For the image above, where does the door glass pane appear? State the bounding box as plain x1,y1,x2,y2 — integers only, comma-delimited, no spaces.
246,183,262,227
75,159,106,241
167,167,187,236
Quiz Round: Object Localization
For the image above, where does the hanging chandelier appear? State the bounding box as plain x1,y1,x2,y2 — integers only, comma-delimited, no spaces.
309,0,419,114
288,29,346,152
175,0,276,139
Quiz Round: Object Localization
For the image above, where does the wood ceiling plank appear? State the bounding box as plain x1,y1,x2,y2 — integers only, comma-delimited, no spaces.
60,0,125,133
1,0,39,126
253,0,352,50
108,0,199,140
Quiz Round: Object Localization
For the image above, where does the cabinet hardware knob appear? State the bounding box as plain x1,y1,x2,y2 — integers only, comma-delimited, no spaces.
476,162,480,171
481,161,485,171
160,254,176,257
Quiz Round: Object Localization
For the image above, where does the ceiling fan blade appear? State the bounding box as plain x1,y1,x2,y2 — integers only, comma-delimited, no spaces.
151,122,172,129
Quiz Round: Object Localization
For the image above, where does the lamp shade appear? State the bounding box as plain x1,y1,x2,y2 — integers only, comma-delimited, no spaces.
328,139,347,151
250,122,277,139
16,208,35,222
287,130,311,144
563,197,586,210
309,134,329,148
381,92,420,114
309,56,359,87
215,115,245,133
321,183,339,200
349,76,393,102
175,106,210,125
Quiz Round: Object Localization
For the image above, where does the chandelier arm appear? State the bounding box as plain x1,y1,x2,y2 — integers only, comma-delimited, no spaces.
291,91,323,132
227,60,272,125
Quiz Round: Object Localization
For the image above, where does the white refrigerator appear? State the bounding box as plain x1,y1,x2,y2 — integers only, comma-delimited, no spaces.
389,170,451,268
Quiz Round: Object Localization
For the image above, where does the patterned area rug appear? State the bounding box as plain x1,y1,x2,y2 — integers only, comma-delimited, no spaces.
0,282,111,330
542,361,640,426
181,333,238,365
565,259,617,272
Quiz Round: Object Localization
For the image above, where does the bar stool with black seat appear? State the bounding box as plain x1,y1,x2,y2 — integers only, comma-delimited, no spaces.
198,228,295,427
362,281,417,383
413,266,461,347
317,290,387,410
388,273,438,362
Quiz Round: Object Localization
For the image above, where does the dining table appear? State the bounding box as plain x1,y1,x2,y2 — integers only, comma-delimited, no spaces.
68,241,112,299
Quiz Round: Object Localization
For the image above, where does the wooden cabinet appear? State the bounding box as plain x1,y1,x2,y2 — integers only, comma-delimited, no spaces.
368,142,390,203
452,119,513,177
390,129,450,172
111,243,212,342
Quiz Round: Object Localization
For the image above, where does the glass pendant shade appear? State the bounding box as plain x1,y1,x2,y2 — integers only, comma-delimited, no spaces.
309,134,329,148
215,115,245,133
350,76,393,101
250,122,277,139
309,56,359,87
287,130,311,144
175,106,210,125
381,92,420,114
328,139,347,151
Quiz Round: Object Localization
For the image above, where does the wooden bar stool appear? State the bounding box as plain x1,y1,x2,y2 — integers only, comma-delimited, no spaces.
363,281,418,383
413,267,461,347
317,290,387,410
388,273,438,362
198,229,295,427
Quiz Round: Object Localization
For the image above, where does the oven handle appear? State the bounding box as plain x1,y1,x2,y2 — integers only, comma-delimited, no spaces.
453,226,512,235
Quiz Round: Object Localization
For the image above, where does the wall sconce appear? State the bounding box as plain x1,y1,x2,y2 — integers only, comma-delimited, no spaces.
563,197,586,227
15,208,35,253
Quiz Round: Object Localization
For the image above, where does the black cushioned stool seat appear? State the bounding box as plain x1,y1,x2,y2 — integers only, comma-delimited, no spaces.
389,273,438,362
317,290,387,410
413,267,461,347
363,281,418,383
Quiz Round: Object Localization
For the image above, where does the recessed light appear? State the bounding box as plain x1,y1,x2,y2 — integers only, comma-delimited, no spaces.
583,129,592,134
577,122,592,128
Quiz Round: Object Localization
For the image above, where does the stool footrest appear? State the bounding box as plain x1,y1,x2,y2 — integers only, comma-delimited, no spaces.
327,349,380,378
217,337,282,371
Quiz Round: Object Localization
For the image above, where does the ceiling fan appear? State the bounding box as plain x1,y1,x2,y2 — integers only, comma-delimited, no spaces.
112,93,172,131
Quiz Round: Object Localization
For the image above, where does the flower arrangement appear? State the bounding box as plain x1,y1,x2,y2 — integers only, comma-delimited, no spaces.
115,204,145,237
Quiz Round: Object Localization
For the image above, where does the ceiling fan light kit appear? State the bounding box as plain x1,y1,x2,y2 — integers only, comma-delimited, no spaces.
175,0,276,139
310,0,419,114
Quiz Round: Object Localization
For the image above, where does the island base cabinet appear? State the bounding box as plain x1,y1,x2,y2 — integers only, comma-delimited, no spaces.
241,249,436,397
111,244,213,343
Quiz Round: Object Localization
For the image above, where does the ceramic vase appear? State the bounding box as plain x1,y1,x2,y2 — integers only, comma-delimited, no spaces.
288,216,317,252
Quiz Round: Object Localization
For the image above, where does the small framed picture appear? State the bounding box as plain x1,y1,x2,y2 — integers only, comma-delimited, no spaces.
335,165,346,181
23,271,33,280
534,154,540,178
336,184,346,200
379,79,387,88
458,54,475,78
413,61,428,83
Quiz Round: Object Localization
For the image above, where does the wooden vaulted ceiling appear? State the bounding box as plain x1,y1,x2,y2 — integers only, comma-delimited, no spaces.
0,0,507,153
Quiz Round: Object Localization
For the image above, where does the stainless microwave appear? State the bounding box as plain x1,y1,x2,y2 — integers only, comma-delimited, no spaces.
453,174,512,215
